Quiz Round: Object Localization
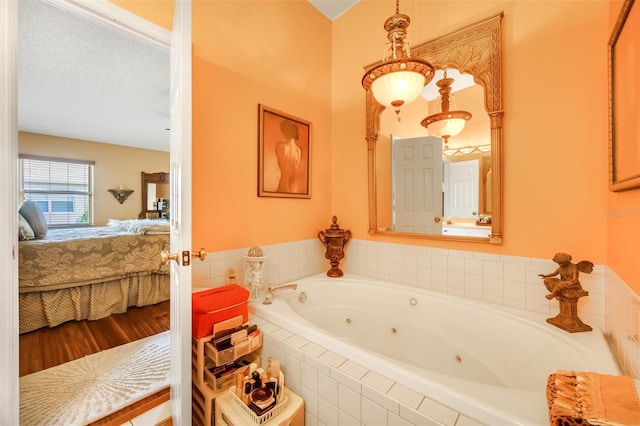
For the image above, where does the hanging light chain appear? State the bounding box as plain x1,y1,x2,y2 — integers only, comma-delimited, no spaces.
361,0,435,118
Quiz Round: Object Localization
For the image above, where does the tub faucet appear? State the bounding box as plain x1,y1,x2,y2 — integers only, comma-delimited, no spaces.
262,283,298,305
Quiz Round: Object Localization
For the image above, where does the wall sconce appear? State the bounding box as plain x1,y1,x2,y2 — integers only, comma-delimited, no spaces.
108,186,134,204
421,70,472,148
362,0,435,121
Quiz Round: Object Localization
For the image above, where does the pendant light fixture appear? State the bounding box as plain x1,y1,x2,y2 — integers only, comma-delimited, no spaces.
421,70,472,147
362,0,435,121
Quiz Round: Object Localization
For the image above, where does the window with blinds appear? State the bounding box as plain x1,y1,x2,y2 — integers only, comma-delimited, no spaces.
19,155,94,227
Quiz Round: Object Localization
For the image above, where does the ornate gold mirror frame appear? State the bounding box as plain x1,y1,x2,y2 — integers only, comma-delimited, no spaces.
608,0,640,191
366,13,504,244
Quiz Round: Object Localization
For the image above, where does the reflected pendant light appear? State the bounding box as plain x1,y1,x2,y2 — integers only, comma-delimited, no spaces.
362,0,435,121
421,70,472,147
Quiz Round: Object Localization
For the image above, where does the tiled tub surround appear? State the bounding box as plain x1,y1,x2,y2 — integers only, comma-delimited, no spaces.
605,268,640,378
250,274,621,425
191,239,326,289
192,239,640,394
342,240,608,331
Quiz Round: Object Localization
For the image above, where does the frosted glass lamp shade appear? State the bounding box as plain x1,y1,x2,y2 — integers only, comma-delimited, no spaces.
370,69,427,109
360,1,434,116
424,115,469,139
421,73,472,144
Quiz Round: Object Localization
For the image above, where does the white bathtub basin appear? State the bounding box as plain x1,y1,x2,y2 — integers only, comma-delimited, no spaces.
251,273,621,425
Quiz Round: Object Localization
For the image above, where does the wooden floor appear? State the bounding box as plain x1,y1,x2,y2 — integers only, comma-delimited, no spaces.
19,301,171,425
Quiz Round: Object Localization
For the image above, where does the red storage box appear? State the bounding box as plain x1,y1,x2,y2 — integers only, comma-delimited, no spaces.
192,284,250,338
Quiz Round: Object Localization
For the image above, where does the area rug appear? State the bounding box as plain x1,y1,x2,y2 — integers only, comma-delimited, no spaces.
20,331,170,426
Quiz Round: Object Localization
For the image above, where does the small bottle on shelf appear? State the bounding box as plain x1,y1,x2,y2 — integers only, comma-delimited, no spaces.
266,356,273,378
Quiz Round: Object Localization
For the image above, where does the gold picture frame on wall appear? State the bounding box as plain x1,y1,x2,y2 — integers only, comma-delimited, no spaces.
609,0,640,191
258,104,311,199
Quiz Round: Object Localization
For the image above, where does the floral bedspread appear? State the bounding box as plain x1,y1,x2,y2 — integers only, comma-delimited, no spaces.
19,227,170,293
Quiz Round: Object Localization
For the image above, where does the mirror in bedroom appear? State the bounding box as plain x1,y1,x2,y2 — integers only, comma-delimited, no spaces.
365,13,504,244
140,171,170,219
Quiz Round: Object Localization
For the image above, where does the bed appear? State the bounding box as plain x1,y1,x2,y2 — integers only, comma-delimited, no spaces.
18,220,171,334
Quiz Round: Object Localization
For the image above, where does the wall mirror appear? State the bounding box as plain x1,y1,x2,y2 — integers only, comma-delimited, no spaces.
139,171,170,219
365,13,503,243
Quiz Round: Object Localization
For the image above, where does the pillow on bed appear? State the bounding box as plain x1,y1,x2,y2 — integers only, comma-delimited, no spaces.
19,200,48,239
18,213,35,241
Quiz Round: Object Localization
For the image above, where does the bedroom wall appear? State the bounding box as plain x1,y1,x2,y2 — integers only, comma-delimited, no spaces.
19,131,169,226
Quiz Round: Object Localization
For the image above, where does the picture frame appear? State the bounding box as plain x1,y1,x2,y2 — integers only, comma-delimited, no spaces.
258,104,311,198
609,0,640,191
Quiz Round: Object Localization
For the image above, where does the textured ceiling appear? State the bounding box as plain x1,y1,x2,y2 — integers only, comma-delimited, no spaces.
18,0,171,151
17,1,357,153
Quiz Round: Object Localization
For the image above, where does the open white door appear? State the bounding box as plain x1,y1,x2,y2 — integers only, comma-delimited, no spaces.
0,1,192,422
169,1,192,423
0,0,20,423
392,135,443,234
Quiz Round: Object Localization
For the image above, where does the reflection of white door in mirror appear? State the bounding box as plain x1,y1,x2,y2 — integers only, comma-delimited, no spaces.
391,135,443,234
444,159,479,218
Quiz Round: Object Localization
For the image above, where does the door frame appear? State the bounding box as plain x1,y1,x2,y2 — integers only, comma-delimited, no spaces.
0,1,190,422
0,0,20,422
169,0,193,422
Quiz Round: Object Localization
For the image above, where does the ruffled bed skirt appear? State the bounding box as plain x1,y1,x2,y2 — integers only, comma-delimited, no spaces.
19,272,170,334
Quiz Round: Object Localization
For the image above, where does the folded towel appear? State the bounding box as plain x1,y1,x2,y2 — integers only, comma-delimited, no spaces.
547,371,640,426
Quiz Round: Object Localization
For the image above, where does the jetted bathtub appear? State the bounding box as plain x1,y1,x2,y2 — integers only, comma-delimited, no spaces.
250,274,622,425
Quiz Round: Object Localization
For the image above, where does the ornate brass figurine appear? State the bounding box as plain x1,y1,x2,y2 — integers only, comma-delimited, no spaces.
318,216,351,277
539,252,593,333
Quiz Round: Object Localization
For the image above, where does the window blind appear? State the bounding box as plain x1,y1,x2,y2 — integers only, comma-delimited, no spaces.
19,155,94,227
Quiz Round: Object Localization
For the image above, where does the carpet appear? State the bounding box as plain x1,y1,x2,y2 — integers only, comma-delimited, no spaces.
20,331,170,426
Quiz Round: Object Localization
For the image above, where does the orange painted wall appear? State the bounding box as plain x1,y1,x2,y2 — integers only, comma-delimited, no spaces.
113,1,639,295
112,1,334,252
606,0,640,294
109,0,174,30
190,1,333,251
332,1,610,261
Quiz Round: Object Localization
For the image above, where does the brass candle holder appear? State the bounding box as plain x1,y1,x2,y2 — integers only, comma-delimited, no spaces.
317,216,351,277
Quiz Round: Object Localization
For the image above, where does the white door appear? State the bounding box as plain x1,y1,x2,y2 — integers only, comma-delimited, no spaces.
0,1,193,422
392,135,443,234
444,159,479,218
169,1,192,423
0,0,20,422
